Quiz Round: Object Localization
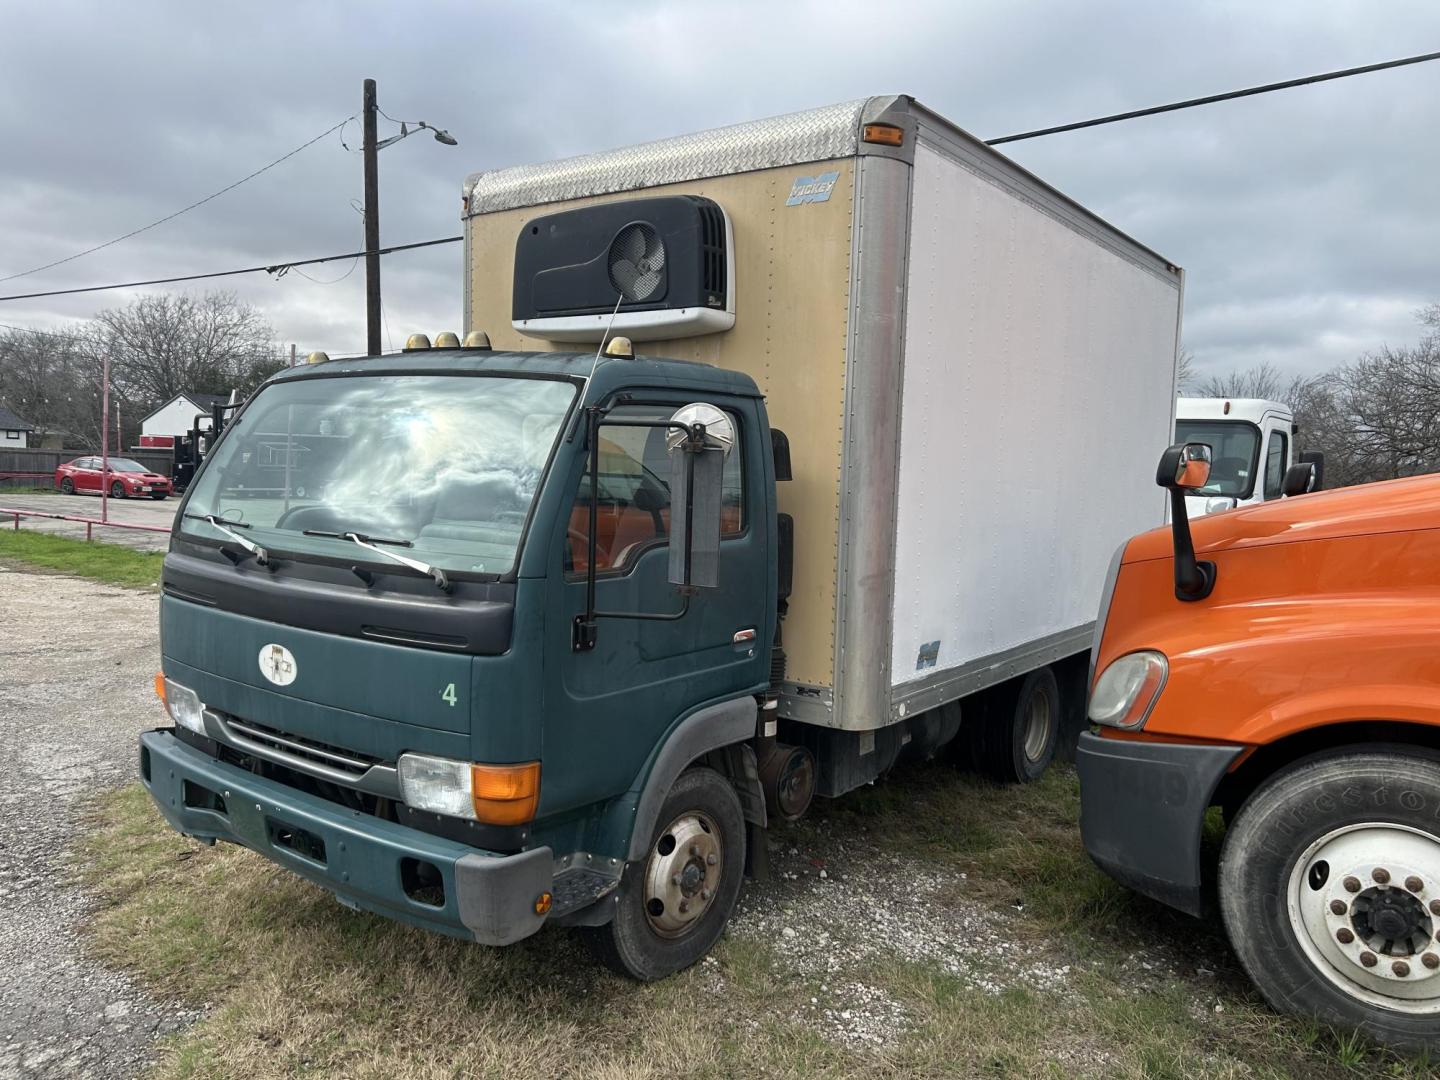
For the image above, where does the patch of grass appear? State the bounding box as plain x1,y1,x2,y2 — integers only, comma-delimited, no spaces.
78,786,862,1079
80,776,1439,1078
0,527,162,588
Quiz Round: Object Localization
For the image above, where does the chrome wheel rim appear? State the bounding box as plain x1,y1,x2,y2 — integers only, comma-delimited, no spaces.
1022,692,1052,764
643,810,721,939
1287,822,1440,1014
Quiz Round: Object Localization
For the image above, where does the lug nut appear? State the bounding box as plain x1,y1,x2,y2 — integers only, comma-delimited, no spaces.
1407,876,1424,893
1393,960,1411,977
1337,928,1355,944
1330,900,1348,916
1431,899,1440,916
1343,876,1362,893
1424,954,1440,970
701,889,711,901
671,873,681,886
706,853,717,866
1374,868,1391,885
1361,951,1378,967
678,900,689,914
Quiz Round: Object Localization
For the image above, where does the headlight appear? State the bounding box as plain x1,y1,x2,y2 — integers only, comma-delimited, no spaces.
162,677,207,735
397,753,541,825
1088,651,1167,730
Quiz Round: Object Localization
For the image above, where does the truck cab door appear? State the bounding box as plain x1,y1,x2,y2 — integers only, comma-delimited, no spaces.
1260,419,1291,501
542,393,772,816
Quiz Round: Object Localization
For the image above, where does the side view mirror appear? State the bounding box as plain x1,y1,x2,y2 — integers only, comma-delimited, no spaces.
1282,461,1317,498
1156,442,1212,491
1299,450,1326,491
1155,442,1217,602
666,402,734,591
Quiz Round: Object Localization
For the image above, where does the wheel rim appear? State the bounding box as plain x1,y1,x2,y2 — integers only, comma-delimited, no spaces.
643,810,722,939
1287,822,1440,1014
1022,691,1052,764
112,483,123,497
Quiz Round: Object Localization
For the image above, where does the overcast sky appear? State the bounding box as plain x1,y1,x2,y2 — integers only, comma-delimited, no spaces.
1,1,1437,381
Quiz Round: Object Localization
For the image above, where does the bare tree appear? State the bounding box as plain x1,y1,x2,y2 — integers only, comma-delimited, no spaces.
0,324,104,447
1175,347,1195,393
84,291,285,406
1196,361,1285,401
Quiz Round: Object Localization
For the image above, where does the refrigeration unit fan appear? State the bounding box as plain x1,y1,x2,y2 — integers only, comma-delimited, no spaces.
511,195,735,342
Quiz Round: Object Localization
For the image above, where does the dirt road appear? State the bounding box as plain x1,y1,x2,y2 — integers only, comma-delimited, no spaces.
0,565,189,1078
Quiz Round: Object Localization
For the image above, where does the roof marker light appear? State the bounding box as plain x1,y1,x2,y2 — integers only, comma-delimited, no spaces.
462,330,492,350
404,334,432,351
604,336,634,359
862,122,904,146
433,331,461,349
305,351,330,365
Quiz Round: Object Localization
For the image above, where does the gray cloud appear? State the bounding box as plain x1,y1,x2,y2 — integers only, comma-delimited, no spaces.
2,0,1437,380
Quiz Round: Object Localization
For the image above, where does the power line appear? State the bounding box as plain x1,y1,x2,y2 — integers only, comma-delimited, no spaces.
0,116,356,284
0,235,461,303
4,49,1436,305
986,48,1440,145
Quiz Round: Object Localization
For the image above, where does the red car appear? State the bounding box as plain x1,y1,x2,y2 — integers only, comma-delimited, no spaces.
55,456,172,499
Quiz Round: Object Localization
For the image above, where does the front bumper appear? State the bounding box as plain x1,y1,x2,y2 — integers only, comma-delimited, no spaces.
1076,731,1243,916
139,730,553,945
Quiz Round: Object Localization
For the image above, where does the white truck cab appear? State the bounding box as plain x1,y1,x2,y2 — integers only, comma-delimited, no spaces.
1174,397,1295,515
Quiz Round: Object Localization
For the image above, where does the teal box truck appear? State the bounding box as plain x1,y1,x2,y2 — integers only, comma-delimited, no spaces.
142,96,1182,978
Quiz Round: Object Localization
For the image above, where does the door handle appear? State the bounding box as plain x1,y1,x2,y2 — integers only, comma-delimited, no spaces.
732,628,757,644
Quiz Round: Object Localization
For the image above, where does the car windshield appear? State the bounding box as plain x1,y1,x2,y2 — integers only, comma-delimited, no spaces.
180,373,577,577
106,458,147,472
1173,420,1261,498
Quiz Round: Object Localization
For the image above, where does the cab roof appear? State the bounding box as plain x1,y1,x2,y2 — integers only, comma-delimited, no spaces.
267,347,763,401
1175,397,1293,423
1126,472,1440,563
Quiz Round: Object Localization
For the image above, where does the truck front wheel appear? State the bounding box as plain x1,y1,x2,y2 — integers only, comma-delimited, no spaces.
1220,751,1440,1050
583,766,746,980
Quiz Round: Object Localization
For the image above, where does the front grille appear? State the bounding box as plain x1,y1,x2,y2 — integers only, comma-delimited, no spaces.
225,717,382,778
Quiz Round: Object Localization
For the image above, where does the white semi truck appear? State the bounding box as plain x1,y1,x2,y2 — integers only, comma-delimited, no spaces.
1175,397,1319,515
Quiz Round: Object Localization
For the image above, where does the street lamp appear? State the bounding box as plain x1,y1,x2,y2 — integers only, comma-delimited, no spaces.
362,78,458,356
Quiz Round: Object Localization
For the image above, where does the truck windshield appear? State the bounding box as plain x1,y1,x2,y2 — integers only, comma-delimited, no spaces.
180,373,576,577
1173,420,1261,499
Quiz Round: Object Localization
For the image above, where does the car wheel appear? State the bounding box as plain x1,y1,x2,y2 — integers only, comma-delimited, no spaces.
1220,750,1440,1051
582,767,746,981
59,477,74,494
110,481,126,499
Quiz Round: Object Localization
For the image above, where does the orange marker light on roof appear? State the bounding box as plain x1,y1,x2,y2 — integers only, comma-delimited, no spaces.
862,123,904,147
470,761,541,825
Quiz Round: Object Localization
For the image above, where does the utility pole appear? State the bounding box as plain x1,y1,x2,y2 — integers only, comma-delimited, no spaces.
363,78,382,357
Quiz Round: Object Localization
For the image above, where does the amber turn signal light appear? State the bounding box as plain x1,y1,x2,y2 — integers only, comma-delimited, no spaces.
154,672,167,704
534,891,553,916
470,761,541,826
862,122,904,147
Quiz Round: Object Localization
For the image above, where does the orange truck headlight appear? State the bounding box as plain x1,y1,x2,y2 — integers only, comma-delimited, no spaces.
397,753,540,825
1088,651,1168,730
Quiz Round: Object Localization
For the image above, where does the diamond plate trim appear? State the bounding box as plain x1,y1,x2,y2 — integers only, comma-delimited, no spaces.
463,98,871,216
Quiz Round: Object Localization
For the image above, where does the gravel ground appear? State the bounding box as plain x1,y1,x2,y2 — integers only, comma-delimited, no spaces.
0,564,192,1078
0,493,175,552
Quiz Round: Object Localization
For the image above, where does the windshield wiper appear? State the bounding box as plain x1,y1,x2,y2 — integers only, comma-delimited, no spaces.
303,529,451,593
184,514,269,566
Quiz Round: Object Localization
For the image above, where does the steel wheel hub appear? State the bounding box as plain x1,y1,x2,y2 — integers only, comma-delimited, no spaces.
643,810,721,938
1022,693,1051,764
1288,823,1440,1014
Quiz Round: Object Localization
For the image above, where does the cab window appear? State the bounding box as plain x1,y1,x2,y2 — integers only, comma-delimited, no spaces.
569,403,744,574
1263,430,1288,500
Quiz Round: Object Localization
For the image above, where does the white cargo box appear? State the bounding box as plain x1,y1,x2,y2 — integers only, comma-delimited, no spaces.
463,95,1182,732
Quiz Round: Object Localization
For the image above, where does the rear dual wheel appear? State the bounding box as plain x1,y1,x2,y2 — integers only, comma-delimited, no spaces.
965,667,1060,784
1221,751,1440,1050
583,767,745,981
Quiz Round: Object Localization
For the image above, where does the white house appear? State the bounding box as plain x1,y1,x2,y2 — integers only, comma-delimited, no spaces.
0,403,36,449
139,392,232,447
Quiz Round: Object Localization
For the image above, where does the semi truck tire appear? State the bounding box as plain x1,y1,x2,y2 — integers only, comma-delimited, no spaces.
967,667,1060,784
583,766,746,981
1220,750,1440,1051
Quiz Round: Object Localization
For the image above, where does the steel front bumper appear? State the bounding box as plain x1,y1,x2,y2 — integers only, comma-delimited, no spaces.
139,730,552,945
1076,731,1242,917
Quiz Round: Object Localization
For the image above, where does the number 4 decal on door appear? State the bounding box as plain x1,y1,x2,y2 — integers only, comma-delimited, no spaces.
441,682,458,707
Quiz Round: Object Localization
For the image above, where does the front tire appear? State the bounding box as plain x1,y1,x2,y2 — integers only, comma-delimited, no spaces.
110,481,126,499
59,477,74,494
1220,751,1440,1051
583,767,746,981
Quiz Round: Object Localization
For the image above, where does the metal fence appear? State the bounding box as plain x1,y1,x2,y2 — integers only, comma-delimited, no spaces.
0,446,174,490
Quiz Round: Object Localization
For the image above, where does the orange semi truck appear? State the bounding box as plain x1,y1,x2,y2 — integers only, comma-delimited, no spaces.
1080,443,1440,1049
